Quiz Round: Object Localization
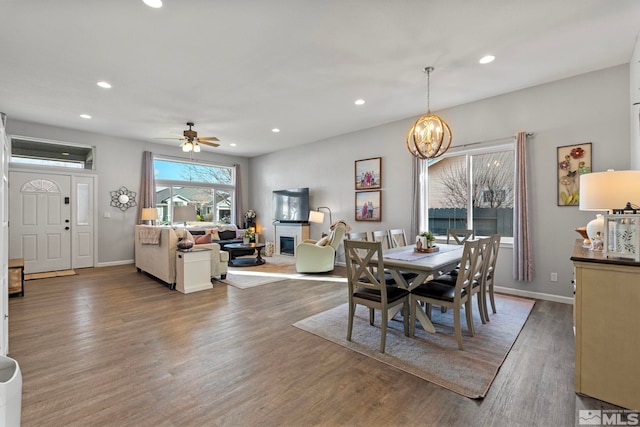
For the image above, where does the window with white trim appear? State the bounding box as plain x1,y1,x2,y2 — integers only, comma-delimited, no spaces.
153,157,235,226
426,143,514,238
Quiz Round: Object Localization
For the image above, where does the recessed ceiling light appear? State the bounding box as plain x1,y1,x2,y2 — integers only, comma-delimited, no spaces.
97,81,112,89
354,99,365,106
479,55,495,64
272,128,280,133
61,152,70,156
143,0,162,8
80,114,92,119
230,143,237,147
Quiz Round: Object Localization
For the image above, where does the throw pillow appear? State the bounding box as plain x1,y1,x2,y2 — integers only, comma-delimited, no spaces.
194,234,212,244
315,235,331,247
235,229,245,239
205,228,220,241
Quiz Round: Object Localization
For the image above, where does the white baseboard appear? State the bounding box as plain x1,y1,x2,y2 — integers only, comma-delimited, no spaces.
494,286,574,305
96,259,134,268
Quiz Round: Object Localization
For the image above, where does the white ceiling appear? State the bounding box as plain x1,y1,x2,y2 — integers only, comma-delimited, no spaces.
1,1,639,157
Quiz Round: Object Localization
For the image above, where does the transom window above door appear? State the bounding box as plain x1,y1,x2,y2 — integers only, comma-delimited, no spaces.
10,137,94,170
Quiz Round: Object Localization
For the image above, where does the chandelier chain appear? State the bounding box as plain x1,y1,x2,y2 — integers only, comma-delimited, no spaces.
424,66,434,114
426,68,430,113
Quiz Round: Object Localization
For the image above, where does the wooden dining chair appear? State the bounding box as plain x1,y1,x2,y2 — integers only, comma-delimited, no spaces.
372,230,391,250
447,229,475,245
432,237,493,323
483,234,502,320
389,228,408,248
409,238,483,350
346,231,369,241
345,240,409,353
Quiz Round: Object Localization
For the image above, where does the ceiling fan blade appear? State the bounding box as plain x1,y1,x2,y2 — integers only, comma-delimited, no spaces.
198,140,220,148
198,136,220,142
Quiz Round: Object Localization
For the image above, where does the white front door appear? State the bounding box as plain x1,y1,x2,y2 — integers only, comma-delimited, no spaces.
9,171,71,273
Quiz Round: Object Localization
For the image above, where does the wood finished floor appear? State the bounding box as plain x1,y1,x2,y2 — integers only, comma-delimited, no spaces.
9,265,618,427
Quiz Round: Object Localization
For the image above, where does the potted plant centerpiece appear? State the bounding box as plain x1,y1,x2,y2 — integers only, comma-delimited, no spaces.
242,228,254,245
416,231,436,251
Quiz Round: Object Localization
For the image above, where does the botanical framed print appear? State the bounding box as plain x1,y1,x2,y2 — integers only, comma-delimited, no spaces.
355,157,381,190
355,190,381,221
557,142,591,206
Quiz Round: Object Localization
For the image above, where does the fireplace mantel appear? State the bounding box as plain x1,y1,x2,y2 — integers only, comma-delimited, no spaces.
274,223,310,256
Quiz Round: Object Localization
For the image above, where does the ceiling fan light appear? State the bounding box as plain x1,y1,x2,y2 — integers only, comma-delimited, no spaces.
193,143,201,153
182,142,192,152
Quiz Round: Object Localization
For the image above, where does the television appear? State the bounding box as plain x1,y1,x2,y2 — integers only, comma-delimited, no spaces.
272,188,310,223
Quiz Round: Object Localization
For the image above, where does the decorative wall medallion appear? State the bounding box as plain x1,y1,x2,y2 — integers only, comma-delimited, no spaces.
110,186,137,211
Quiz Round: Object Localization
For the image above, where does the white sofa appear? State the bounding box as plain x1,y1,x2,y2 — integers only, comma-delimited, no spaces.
135,225,229,286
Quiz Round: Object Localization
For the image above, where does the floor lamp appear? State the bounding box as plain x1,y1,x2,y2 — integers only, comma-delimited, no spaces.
309,206,332,238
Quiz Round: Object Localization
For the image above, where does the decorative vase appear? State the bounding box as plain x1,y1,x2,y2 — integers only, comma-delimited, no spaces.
177,229,194,251
586,214,605,248
243,237,250,244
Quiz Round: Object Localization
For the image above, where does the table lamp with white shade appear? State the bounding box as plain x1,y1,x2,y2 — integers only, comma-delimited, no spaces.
173,205,197,250
141,207,158,225
579,170,640,249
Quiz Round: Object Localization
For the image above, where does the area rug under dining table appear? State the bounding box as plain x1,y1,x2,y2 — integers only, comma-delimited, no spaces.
293,294,535,399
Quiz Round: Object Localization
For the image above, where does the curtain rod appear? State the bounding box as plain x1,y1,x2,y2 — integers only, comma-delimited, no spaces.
452,132,534,150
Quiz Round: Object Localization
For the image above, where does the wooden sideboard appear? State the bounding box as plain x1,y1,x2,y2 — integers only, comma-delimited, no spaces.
571,239,640,410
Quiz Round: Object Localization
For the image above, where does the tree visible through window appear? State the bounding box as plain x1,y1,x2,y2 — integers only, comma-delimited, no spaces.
428,149,514,237
153,158,235,226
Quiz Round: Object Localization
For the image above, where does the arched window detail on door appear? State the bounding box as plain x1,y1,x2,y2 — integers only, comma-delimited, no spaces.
20,179,60,193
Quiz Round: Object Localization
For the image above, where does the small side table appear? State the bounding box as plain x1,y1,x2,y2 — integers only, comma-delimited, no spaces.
175,249,212,294
8,258,25,297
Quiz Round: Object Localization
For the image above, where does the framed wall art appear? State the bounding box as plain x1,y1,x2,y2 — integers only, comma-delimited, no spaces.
355,157,381,190
355,190,381,221
557,142,591,206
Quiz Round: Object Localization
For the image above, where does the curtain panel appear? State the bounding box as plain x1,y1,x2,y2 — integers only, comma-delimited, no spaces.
137,151,156,224
234,163,243,226
513,131,533,281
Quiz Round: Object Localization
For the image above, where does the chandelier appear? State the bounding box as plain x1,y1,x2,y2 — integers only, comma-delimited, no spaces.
182,139,201,153
406,67,452,159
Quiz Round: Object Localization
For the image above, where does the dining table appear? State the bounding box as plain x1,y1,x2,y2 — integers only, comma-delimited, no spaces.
377,243,465,333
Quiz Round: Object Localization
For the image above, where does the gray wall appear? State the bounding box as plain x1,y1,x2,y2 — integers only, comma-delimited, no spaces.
7,119,249,265
248,65,631,301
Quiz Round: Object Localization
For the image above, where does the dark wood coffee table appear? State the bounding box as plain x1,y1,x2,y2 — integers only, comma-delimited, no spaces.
225,243,266,267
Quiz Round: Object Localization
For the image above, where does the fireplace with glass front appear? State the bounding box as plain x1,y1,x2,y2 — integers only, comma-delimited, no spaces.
274,223,309,256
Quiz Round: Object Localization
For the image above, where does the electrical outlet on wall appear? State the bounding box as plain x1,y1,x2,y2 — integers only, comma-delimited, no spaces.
550,272,558,282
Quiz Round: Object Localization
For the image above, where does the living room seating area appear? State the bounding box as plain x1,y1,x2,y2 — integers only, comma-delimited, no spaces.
134,225,229,286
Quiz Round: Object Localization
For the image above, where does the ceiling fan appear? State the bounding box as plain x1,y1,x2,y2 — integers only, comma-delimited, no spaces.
158,122,220,152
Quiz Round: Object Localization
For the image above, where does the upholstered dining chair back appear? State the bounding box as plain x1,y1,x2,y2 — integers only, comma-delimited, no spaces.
344,240,409,353
389,228,408,248
447,229,475,245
